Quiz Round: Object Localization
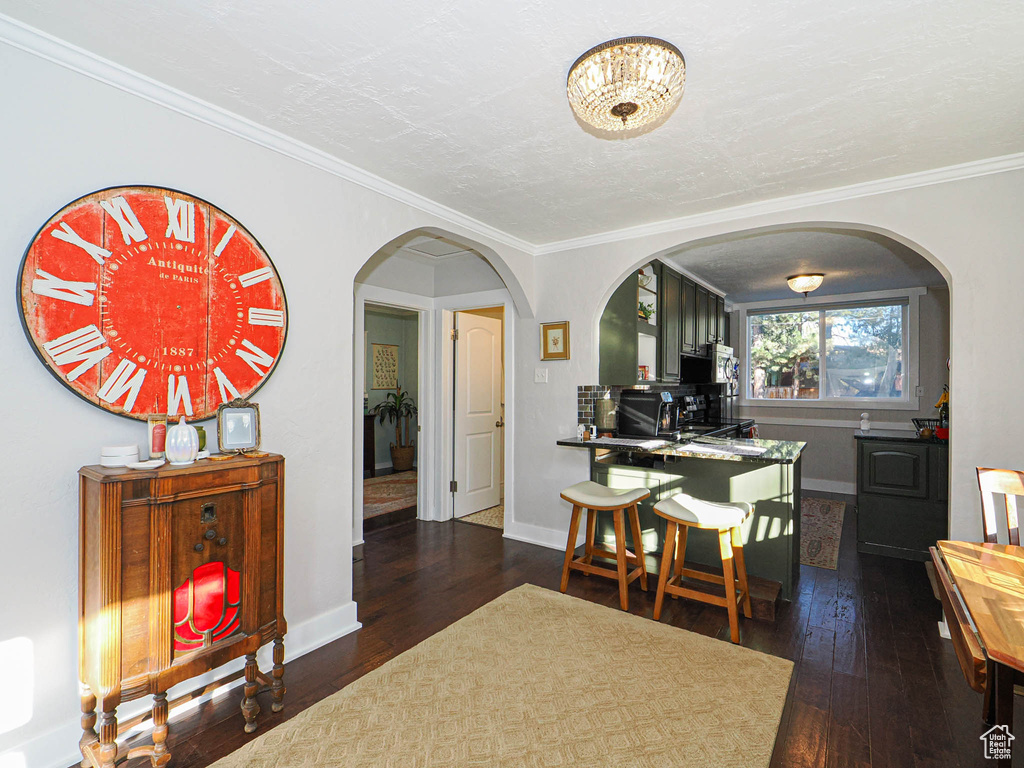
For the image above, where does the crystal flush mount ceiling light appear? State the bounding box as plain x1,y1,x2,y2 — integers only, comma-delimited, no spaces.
787,274,825,297
566,37,686,134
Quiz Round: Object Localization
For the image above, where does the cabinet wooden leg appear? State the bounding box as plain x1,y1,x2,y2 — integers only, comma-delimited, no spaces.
150,692,170,767
79,688,98,768
271,637,286,713
241,653,260,733
98,709,117,768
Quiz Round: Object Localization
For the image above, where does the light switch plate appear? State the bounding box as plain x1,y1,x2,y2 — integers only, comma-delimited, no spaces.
534,368,548,383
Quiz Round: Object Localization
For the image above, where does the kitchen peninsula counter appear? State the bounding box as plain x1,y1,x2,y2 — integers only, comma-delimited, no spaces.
557,434,805,463
558,434,805,600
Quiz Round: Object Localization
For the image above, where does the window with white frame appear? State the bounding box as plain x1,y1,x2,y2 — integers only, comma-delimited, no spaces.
747,300,908,402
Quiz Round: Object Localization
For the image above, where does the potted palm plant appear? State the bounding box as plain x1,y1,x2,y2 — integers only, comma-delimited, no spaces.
372,385,418,472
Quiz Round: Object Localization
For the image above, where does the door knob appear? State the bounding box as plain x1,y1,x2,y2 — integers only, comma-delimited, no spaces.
495,419,505,428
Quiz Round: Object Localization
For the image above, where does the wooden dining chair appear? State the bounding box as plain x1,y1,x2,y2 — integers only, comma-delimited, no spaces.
977,467,1024,544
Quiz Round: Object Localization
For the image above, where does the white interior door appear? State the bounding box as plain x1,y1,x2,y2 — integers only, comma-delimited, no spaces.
453,312,502,517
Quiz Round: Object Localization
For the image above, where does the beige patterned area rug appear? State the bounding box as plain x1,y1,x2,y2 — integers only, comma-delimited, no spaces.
212,584,793,768
456,503,504,530
800,497,847,569
363,470,416,519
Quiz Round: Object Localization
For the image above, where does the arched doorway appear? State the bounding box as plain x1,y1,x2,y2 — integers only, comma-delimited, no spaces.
591,223,951,553
352,228,526,546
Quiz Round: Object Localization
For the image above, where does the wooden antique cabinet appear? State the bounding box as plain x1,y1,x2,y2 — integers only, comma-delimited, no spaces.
78,453,286,767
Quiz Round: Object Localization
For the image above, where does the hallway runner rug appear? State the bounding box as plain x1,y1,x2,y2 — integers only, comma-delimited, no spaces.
363,470,417,519
210,584,792,768
800,497,846,569
456,503,504,530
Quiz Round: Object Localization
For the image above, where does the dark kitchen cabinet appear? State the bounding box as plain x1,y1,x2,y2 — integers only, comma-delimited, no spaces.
856,436,948,560
660,266,681,381
599,264,660,385
695,286,708,355
680,277,697,354
706,292,724,346
600,261,728,383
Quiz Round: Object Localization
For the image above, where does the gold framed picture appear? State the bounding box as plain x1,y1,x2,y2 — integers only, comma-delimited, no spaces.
540,321,570,361
371,343,399,389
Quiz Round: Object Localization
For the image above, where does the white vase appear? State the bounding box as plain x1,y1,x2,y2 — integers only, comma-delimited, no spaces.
166,417,199,465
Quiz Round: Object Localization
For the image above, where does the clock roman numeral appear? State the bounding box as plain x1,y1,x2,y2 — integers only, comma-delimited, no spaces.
167,374,194,417
42,325,112,381
236,339,275,377
163,197,195,243
213,224,237,257
238,267,273,287
213,366,241,404
50,222,112,265
31,269,97,306
97,359,147,413
99,196,148,245
247,308,285,327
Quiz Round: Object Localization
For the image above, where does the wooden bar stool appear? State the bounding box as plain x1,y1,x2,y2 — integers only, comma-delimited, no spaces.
559,481,650,610
652,493,752,643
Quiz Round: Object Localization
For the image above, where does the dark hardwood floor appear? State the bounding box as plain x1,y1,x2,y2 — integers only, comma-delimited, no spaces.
114,503,1010,767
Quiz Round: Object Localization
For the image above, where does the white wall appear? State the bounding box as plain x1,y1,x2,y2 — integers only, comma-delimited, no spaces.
0,40,534,768
359,254,435,296
434,254,506,296
512,169,1024,552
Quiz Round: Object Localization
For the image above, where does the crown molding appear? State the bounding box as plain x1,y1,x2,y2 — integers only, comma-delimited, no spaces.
0,13,535,256
534,152,1024,255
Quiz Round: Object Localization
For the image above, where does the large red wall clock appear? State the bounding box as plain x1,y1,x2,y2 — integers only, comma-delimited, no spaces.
18,186,288,421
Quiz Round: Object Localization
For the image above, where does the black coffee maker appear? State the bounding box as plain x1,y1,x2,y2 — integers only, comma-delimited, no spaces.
616,390,678,438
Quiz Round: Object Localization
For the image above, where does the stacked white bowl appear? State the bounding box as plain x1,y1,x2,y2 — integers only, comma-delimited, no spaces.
100,444,140,467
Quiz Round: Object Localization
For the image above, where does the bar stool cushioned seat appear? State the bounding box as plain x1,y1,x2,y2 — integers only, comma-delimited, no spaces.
654,494,752,529
559,481,650,610
653,493,752,643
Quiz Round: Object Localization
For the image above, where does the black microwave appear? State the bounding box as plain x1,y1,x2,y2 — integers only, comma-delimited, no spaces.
617,390,677,438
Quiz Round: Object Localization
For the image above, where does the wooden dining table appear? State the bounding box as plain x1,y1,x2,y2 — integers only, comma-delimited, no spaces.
932,540,1024,763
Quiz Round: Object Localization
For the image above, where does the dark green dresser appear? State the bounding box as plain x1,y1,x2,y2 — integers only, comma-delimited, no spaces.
855,431,948,560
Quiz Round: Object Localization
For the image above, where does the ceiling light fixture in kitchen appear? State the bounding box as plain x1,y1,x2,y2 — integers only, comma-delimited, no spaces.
787,274,825,297
566,37,686,134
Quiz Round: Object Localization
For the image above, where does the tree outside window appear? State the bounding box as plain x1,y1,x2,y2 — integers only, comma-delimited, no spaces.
748,302,905,401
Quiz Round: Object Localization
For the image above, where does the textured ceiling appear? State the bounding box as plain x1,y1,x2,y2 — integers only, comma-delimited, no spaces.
4,0,1023,244
666,228,946,304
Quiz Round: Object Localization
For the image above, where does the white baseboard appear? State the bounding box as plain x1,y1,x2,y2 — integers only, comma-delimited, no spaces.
17,602,360,768
803,478,857,496
503,520,582,552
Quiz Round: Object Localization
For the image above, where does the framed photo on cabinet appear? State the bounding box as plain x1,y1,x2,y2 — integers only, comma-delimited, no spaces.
217,398,261,453
540,321,570,361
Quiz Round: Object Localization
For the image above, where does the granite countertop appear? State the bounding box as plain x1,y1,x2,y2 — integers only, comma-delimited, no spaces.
854,429,947,444
556,434,805,464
